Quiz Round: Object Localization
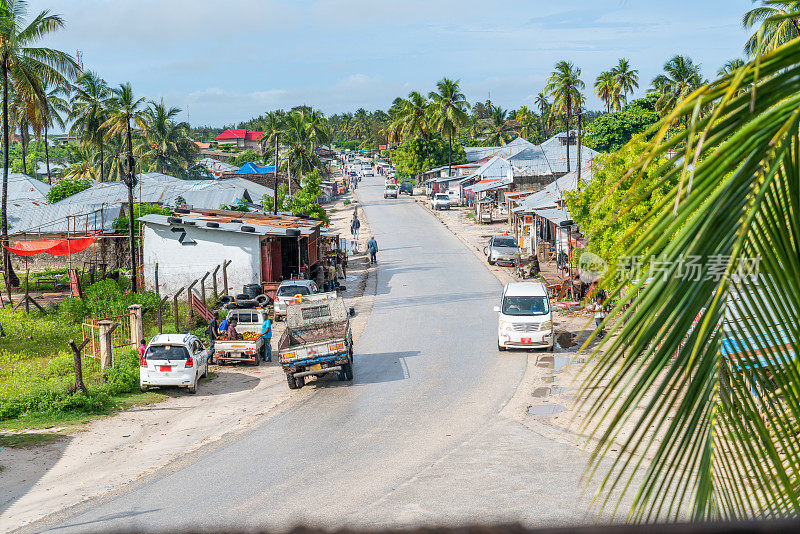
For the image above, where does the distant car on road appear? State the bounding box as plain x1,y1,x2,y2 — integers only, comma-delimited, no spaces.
494,282,554,351
140,334,209,394
484,235,520,266
384,184,398,198
431,193,450,210
399,181,413,195
274,279,318,320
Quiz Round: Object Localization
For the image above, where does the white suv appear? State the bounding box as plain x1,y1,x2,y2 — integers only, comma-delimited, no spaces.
495,282,554,351
140,334,209,394
431,193,450,210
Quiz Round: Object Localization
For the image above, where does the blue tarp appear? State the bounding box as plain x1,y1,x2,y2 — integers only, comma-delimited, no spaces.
237,162,276,174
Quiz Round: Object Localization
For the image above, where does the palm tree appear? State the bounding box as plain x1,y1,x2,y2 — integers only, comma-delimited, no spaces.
534,92,551,137
39,82,70,183
138,99,197,176
544,60,584,172
611,57,639,106
0,0,79,287
392,91,433,168
580,39,800,520
279,109,323,179
594,70,619,112
102,83,147,292
428,77,470,177
651,55,704,120
717,57,746,76
61,144,96,180
69,71,111,181
479,105,515,146
742,1,800,56
102,133,126,182
515,106,537,141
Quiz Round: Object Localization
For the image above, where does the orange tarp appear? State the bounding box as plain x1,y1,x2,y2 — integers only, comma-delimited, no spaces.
5,237,96,257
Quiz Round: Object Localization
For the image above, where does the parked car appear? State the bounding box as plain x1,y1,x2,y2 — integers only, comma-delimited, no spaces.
399,181,414,195
431,193,450,210
484,235,521,266
140,334,209,394
446,189,460,206
274,279,318,320
494,282,554,351
384,184,398,198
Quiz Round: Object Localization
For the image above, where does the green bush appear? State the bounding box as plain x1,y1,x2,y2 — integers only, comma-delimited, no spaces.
58,297,88,322
47,178,92,204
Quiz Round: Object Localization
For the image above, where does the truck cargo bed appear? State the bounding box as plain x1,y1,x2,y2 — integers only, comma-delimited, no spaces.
279,323,348,350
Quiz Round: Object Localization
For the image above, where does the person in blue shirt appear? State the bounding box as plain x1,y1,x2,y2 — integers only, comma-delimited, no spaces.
218,316,229,337
261,312,272,362
367,236,378,265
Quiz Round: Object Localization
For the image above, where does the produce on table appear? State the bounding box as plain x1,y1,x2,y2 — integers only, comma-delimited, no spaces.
242,331,259,341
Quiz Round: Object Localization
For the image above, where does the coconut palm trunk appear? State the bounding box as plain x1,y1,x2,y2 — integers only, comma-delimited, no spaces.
565,101,571,173
448,132,452,177
44,120,51,183
1,60,18,288
125,120,137,292
98,144,104,182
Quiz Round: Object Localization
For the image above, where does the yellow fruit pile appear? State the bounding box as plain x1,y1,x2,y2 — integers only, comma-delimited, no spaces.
242,331,259,341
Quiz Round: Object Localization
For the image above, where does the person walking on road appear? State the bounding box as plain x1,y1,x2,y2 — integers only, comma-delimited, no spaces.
350,214,361,254
367,235,379,265
261,312,272,362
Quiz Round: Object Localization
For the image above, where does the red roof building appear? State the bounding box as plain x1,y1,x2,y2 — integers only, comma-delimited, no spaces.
215,129,264,152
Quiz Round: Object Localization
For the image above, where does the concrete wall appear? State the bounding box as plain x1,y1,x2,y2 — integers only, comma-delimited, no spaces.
142,224,262,296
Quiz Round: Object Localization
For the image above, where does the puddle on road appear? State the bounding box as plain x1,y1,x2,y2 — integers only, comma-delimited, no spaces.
556,331,577,349
536,355,571,373
532,386,567,398
528,404,568,417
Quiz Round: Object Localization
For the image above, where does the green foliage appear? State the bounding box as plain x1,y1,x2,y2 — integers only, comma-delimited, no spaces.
392,136,466,176
562,139,673,264
46,178,92,203
261,183,288,212
113,203,172,231
586,98,659,152
233,149,261,167
583,95,661,153
287,169,329,224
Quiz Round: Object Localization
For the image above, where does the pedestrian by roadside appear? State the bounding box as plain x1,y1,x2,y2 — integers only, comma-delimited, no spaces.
367,235,379,265
590,294,607,339
138,339,147,357
207,312,220,358
350,214,360,243
261,312,272,362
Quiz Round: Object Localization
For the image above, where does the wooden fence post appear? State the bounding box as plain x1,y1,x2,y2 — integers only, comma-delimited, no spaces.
157,295,169,334
200,271,209,305
68,338,91,394
222,260,230,296
173,287,185,334
212,265,220,297
187,280,198,327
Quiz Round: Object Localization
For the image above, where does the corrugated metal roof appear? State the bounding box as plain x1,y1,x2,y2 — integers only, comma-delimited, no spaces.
139,213,316,237
2,172,51,202
514,164,594,213
8,172,274,235
532,207,571,225
465,176,513,193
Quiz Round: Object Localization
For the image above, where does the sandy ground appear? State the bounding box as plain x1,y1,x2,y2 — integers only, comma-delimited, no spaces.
0,188,378,533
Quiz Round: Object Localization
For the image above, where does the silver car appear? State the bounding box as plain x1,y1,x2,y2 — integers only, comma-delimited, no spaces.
484,235,521,266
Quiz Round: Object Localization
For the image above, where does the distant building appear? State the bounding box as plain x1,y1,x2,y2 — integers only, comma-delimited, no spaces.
215,129,264,152
52,136,80,147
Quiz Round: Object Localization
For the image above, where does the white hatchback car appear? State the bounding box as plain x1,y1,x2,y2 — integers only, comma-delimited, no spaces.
495,282,554,351
140,334,209,393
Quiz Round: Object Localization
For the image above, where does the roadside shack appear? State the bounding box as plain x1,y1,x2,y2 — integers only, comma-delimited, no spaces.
139,209,324,296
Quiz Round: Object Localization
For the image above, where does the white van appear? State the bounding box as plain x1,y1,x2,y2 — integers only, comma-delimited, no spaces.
494,282,554,351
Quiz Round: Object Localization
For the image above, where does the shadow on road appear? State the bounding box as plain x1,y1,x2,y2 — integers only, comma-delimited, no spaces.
0,435,71,518
49,508,162,531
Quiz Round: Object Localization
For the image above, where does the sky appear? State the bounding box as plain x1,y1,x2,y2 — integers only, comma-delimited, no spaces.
31,0,754,127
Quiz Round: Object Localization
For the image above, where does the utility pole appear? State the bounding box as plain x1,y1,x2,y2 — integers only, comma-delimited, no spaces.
576,110,582,186
273,134,279,214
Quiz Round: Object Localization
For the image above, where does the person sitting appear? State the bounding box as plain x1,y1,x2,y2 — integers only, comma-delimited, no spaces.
218,315,230,337
226,318,242,340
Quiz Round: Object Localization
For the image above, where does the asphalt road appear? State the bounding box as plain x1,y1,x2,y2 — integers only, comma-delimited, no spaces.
34,176,598,532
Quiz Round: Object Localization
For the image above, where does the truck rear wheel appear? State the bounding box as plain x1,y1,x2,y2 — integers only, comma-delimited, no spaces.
252,354,260,366
295,375,305,388
287,374,299,389
342,362,354,381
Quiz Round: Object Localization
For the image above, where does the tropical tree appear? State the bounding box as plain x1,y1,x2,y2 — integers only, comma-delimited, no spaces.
650,55,704,118
259,111,285,213
515,105,538,141
611,57,639,106
38,83,70,183
137,99,197,176
478,105,515,146
580,38,800,521
428,77,470,178
594,70,620,112
544,60,584,172
534,92,551,137
102,83,148,292
742,1,800,56
0,0,79,286
717,57,746,76
279,109,323,179
69,71,111,181
392,91,433,168
60,144,96,180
